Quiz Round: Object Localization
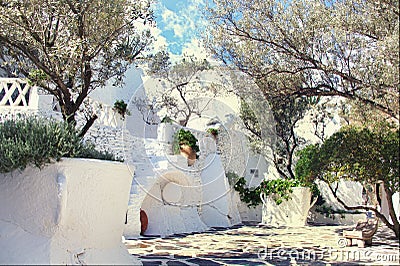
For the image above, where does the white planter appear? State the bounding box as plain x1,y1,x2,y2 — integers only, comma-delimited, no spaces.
261,187,317,227
0,158,138,265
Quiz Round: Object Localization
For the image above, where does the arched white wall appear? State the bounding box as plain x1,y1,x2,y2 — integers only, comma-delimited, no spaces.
140,171,207,236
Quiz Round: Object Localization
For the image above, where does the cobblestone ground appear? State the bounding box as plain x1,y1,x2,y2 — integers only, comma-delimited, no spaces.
125,222,399,265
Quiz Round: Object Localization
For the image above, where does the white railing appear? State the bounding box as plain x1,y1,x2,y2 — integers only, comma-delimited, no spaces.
0,78,124,128
76,100,124,128
0,78,32,107
95,103,124,128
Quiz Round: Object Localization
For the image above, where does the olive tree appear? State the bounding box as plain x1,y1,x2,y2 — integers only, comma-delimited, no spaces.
0,0,154,136
240,94,310,180
138,51,215,126
296,124,400,238
204,0,399,120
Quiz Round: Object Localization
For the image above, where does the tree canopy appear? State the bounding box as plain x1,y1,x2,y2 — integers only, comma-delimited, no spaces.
142,52,214,126
204,0,399,120
0,0,154,136
296,124,399,237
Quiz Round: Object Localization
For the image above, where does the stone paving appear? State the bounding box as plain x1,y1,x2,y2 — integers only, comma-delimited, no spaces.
125,222,399,265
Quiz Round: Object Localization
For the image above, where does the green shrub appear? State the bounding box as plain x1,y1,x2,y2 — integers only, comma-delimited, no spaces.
173,128,200,155
206,128,218,136
233,176,299,207
160,115,174,124
77,142,117,161
0,116,117,173
113,100,130,118
229,171,319,207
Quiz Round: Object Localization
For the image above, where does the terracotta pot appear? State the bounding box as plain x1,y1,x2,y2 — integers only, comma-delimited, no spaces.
140,209,148,235
180,144,197,166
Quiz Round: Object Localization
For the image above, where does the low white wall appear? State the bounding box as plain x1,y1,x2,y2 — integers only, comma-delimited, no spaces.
0,158,137,265
317,180,364,210
200,154,241,227
234,190,262,223
308,211,366,226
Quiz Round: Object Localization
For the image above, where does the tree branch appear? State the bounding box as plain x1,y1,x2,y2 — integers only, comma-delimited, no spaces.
327,183,395,232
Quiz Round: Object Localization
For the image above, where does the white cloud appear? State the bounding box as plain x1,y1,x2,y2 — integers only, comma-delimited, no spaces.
160,7,187,39
181,38,208,58
149,27,168,51
172,24,184,38
161,8,175,21
157,0,206,43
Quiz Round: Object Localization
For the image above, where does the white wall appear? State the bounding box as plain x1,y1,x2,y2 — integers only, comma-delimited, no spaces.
89,67,158,138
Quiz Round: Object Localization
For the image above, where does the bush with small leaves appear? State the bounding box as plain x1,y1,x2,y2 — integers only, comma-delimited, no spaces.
0,116,118,173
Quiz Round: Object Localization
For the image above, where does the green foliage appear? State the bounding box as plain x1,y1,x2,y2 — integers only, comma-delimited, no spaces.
77,142,118,162
173,128,200,154
206,128,218,136
295,144,320,191
258,178,299,205
27,69,49,85
296,124,399,192
113,100,130,118
296,123,399,237
205,0,399,119
146,53,215,126
0,0,154,135
229,171,315,207
239,99,261,139
239,96,309,179
0,116,117,173
233,176,262,208
160,115,174,124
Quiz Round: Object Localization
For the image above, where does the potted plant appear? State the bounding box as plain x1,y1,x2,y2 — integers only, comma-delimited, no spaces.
0,116,136,264
173,128,200,166
161,115,174,124
113,100,131,119
232,175,318,227
206,127,219,139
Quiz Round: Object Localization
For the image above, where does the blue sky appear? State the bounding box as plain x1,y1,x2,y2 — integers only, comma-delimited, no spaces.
153,0,207,56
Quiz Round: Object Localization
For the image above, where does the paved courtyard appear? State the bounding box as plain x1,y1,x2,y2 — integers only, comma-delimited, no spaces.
125,222,399,265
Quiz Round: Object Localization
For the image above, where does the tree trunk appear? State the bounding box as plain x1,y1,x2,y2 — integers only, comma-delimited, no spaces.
78,114,98,138
383,185,400,239
328,183,399,238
